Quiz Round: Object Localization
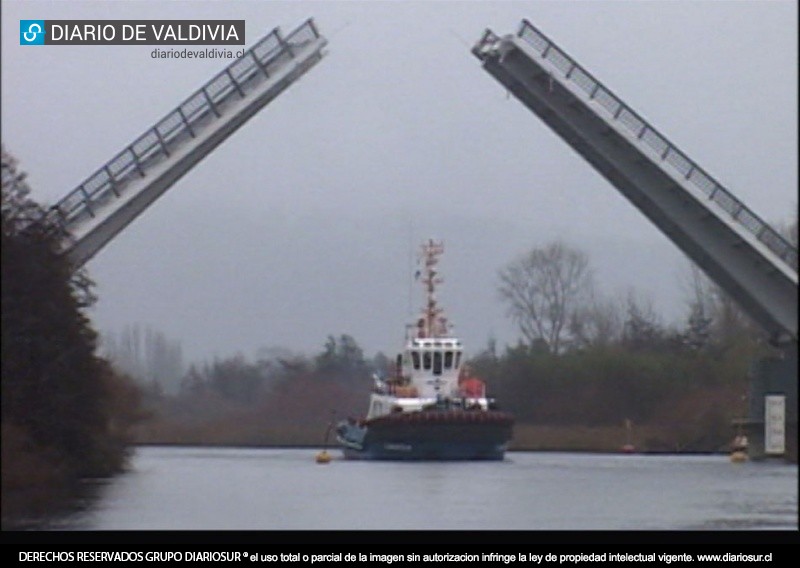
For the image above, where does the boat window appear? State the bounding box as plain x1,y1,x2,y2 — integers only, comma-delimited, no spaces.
433,352,442,375
411,350,420,370
444,351,453,369
455,352,461,368
423,352,431,370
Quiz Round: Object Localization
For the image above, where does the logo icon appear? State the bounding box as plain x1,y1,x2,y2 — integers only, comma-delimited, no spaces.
20,20,45,45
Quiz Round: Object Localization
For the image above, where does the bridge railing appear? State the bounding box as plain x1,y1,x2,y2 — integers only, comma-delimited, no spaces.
40,18,322,235
491,19,797,273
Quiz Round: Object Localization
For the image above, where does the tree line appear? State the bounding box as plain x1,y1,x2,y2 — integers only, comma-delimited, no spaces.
480,235,795,451
139,227,795,452
111,227,797,453
1,147,144,528
134,334,379,446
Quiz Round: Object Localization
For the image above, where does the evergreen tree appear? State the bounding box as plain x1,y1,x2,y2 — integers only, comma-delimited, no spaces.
2,147,143,525
314,334,367,378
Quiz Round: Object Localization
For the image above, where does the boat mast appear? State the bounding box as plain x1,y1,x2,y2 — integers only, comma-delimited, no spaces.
418,239,448,338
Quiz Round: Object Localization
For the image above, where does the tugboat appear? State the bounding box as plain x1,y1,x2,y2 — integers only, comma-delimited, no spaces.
335,239,514,460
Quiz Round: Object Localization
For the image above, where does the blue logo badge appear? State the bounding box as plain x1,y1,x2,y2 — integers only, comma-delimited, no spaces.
20,20,45,45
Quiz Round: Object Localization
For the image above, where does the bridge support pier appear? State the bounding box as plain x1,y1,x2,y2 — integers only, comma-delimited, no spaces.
738,345,798,463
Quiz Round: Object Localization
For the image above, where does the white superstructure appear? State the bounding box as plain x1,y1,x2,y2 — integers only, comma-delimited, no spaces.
365,239,489,420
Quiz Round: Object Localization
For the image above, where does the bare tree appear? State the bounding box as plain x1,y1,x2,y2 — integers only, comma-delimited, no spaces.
101,324,184,394
678,211,795,349
679,261,763,349
788,217,798,249
680,264,715,351
498,241,594,354
569,292,625,349
621,289,665,350
777,210,798,249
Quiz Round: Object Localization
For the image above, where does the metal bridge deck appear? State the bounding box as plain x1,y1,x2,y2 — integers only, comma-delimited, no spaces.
472,20,797,343
38,18,326,269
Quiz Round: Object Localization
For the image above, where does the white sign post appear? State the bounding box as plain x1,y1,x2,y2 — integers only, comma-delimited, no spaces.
764,395,786,456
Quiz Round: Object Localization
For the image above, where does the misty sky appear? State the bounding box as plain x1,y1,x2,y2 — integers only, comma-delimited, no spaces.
2,1,797,365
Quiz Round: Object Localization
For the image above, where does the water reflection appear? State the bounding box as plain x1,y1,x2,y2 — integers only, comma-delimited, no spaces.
19,447,799,531
3,476,109,531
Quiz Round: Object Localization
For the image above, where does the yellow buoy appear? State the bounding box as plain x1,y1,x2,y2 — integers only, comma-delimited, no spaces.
730,432,748,463
730,450,748,463
316,414,336,463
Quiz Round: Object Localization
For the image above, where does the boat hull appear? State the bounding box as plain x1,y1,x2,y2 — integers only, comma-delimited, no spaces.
336,410,514,461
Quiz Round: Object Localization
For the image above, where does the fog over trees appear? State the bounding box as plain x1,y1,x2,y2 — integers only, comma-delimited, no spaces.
101,324,184,395
110,221,794,454
126,228,790,454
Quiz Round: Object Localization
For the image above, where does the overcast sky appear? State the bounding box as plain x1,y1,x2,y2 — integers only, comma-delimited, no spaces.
2,0,797,365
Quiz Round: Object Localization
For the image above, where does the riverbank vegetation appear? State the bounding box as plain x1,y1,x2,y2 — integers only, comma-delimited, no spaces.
130,326,769,454
129,234,795,455
1,148,144,528
131,304,773,454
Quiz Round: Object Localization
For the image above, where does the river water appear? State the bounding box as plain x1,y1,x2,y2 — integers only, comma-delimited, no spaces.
43,446,797,531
